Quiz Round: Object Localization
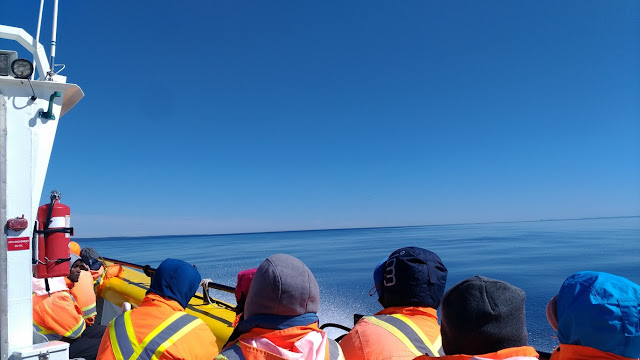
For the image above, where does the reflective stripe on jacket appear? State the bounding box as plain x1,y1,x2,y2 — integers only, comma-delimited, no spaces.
90,265,106,294
33,291,86,340
68,271,97,326
97,293,218,360
549,344,636,360
340,306,442,360
217,335,344,360
415,346,539,360
109,310,201,360
365,314,443,357
33,323,62,341
91,264,123,295
91,264,124,296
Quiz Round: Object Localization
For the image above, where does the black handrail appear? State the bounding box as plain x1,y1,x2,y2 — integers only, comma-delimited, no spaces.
101,256,236,294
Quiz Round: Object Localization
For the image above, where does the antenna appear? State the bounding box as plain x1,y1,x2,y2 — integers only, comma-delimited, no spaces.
32,0,45,80
48,0,59,79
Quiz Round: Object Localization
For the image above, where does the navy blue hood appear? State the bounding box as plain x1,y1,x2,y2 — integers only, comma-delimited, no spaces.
148,258,201,309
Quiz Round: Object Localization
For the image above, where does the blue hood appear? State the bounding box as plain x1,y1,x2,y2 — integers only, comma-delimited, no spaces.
148,258,201,309
557,271,640,358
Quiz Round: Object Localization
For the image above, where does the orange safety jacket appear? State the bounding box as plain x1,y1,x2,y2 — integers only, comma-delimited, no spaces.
33,290,86,341
97,293,218,360
549,344,637,360
217,323,344,360
91,264,122,296
340,306,443,360
414,346,539,360
67,270,98,326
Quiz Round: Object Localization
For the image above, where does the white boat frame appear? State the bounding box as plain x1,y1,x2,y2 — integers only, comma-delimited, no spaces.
0,23,83,360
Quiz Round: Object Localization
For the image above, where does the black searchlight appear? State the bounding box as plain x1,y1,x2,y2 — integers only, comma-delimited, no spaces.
11,59,34,79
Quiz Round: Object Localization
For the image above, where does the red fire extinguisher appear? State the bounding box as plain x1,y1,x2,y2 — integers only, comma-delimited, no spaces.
35,191,74,278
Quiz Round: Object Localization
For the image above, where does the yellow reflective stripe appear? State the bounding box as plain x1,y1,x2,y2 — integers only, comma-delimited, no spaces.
390,314,441,356
66,293,76,302
63,317,86,339
94,272,105,292
82,303,97,318
433,335,443,356
132,312,185,359
338,347,345,360
150,318,201,360
124,310,141,349
111,311,138,360
365,316,423,357
33,323,56,335
110,319,126,360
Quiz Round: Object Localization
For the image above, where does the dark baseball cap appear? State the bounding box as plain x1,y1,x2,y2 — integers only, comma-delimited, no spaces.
378,247,447,309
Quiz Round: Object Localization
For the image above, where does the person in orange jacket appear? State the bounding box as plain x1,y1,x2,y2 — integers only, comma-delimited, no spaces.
33,276,86,342
33,254,107,360
216,254,344,360
66,253,98,326
415,276,539,360
80,247,122,296
340,247,448,360
545,271,640,360
97,258,219,360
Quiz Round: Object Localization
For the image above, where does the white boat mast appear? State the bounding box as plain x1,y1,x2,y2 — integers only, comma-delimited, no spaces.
49,0,59,77
32,0,45,80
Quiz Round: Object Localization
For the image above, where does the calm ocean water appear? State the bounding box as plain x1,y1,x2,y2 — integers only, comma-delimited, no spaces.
78,217,640,353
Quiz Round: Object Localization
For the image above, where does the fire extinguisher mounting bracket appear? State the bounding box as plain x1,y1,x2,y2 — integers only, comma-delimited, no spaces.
35,227,73,236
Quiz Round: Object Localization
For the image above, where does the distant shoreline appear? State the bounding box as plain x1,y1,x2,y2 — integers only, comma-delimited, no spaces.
76,215,640,241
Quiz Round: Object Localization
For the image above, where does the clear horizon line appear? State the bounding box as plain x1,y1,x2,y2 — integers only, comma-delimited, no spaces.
75,214,640,241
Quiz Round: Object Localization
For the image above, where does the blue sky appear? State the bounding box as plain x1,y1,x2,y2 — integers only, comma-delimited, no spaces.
2,1,639,237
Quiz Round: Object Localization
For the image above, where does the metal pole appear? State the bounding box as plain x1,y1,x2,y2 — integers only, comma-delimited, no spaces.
0,95,9,360
49,0,59,76
32,0,45,80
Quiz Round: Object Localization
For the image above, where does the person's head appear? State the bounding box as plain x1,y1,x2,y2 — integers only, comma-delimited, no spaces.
244,254,319,319
69,241,81,256
80,247,102,271
235,268,258,314
547,271,640,359
148,258,201,309
374,247,447,309
440,276,528,355
67,254,84,283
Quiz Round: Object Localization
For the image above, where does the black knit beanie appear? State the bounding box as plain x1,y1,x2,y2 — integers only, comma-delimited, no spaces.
441,276,528,355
